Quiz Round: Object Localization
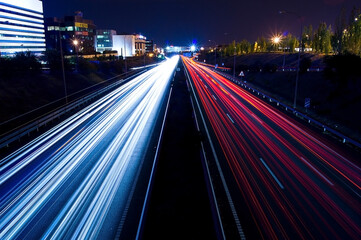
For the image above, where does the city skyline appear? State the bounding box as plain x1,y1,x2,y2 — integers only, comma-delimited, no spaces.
44,0,360,46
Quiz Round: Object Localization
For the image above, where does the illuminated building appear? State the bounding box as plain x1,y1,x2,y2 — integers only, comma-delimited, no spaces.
135,34,146,56
112,35,135,57
0,0,46,56
45,11,96,54
95,29,116,53
145,39,155,53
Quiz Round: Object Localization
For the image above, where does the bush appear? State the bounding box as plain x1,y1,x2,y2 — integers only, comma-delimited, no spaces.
12,52,41,75
78,58,98,74
300,57,312,74
44,49,72,73
0,52,41,79
324,54,361,87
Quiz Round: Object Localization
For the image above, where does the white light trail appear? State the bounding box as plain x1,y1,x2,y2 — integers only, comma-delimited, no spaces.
0,56,179,239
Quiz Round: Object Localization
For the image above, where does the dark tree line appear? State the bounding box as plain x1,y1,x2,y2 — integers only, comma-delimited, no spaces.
218,7,360,57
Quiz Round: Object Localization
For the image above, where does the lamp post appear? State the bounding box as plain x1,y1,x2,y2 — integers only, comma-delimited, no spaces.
209,40,217,68
271,35,281,52
233,44,236,78
73,39,79,72
279,10,304,109
59,27,67,104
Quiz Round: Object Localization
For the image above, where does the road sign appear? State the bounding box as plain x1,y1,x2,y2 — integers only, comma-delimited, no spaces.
305,98,311,108
239,71,245,77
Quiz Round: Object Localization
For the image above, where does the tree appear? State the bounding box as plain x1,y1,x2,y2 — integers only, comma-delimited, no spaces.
313,22,333,54
256,37,267,52
12,51,41,75
302,25,313,50
334,8,348,54
44,49,72,73
344,7,361,56
238,40,252,54
283,34,299,53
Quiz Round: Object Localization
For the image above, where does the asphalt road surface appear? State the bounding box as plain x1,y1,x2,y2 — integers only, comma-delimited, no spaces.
183,56,361,240
0,56,179,240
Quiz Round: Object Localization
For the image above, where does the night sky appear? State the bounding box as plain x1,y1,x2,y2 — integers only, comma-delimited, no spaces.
44,0,360,47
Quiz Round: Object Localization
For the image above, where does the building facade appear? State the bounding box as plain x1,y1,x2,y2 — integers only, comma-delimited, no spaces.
112,35,135,57
45,11,96,54
95,29,116,53
135,34,146,56
0,0,46,56
145,39,154,53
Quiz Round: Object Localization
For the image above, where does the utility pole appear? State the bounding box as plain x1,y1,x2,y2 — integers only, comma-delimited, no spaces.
279,10,304,109
294,23,303,109
58,26,68,104
233,44,236,78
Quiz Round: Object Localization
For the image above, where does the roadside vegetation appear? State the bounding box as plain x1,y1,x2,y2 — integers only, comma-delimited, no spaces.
219,7,360,56
0,51,162,123
198,7,361,142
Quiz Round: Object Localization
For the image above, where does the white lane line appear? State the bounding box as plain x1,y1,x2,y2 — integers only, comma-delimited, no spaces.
260,158,285,190
185,64,246,240
251,114,263,125
212,95,217,101
226,113,235,124
135,86,174,240
300,157,334,186
189,88,226,239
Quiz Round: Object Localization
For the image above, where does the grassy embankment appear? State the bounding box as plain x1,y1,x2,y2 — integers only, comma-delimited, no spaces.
0,56,161,123
198,53,361,142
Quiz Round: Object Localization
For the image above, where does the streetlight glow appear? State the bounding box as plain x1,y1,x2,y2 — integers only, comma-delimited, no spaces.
271,35,282,44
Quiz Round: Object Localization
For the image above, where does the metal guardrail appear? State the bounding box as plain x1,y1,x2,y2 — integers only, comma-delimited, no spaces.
214,70,361,150
0,68,152,150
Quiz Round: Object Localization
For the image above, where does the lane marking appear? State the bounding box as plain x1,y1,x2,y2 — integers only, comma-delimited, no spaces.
260,158,285,190
300,157,334,186
184,63,246,240
189,93,226,239
135,87,174,240
226,113,235,124
251,114,263,125
212,95,217,101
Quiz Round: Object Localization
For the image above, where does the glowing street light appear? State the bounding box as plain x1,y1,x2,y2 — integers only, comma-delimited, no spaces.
272,35,282,44
73,39,80,72
190,45,196,52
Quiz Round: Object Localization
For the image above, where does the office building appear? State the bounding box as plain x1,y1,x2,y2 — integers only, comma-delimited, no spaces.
112,35,135,57
95,29,116,53
135,34,146,56
45,11,96,54
0,0,46,56
145,39,154,53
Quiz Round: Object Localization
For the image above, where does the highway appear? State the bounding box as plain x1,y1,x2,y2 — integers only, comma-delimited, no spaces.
183,56,361,239
0,56,179,239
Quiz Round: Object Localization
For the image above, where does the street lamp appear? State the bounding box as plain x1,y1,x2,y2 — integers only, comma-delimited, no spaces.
58,25,67,104
271,35,282,50
279,10,304,109
73,39,80,72
209,40,217,68
233,44,236,78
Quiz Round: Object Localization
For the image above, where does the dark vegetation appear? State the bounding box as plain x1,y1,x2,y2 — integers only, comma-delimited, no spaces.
0,51,162,123
199,51,361,141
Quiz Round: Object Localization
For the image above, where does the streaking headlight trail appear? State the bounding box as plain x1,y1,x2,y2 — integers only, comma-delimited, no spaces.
182,56,361,239
0,56,179,239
